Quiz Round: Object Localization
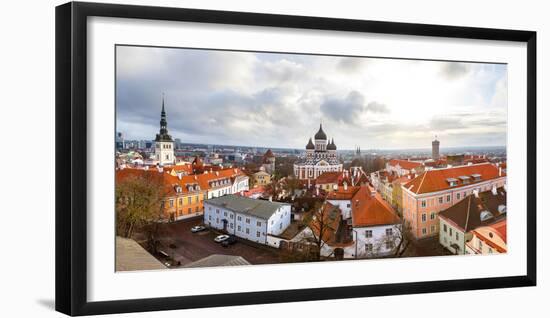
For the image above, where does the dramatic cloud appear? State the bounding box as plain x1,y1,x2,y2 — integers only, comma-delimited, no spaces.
365,101,390,114
116,46,507,149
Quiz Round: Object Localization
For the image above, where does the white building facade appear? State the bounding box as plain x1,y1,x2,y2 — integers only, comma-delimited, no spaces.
204,195,291,245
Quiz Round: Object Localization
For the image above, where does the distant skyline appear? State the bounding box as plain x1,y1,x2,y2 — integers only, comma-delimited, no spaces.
116,46,507,150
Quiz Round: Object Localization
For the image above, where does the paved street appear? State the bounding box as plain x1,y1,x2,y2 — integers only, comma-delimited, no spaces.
152,217,281,267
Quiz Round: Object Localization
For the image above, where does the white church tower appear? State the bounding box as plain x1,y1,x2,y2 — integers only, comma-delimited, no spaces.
154,96,175,166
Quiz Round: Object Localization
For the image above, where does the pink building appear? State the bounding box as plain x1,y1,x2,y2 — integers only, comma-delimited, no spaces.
401,163,506,239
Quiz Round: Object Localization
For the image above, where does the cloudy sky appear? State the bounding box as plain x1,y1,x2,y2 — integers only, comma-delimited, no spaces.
116,45,507,150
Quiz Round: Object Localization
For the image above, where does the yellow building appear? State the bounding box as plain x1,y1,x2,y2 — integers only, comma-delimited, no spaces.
252,170,271,186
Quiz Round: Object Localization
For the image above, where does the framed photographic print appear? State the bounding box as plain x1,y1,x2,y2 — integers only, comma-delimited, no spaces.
55,1,536,316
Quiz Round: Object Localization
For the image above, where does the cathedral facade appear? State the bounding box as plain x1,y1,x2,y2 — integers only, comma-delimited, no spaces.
293,124,343,180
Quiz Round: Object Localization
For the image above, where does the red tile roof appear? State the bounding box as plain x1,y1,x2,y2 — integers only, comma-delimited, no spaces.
116,167,247,197
316,171,346,185
488,219,507,243
326,185,361,200
351,186,400,227
388,159,423,170
404,163,504,194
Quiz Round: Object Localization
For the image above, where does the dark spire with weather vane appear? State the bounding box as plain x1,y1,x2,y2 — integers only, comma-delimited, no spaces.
155,94,173,142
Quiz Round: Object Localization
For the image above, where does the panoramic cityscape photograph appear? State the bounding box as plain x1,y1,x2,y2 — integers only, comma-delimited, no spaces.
114,45,508,271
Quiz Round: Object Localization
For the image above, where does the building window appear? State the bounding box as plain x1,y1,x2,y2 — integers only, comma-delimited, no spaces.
386,228,393,236
347,203,351,208
421,214,427,222
422,228,427,235
179,198,183,205
237,225,241,231
208,215,211,221
385,241,394,250
478,240,483,250
456,232,459,241
430,212,436,220
256,231,260,237
365,243,373,252
421,200,426,208
431,225,436,233
230,223,234,229
457,193,461,200
365,230,373,238
443,224,447,232
216,209,219,214
279,223,283,230
230,214,234,219
224,212,227,217
438,197,443,204
187,197,192,204
169,200,174,207
246,228,250,234
188,208,191,214
257,221,262,227
446,195,451,202
246,218,250,224
216,218,219,223
449,228,453,236
237,216,242,221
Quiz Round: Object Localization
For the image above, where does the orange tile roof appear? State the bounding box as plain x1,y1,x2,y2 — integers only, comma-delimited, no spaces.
326,185,361,200
316,171,345,184
388,159,423,170
489,219,507,243
351,186,400,227
116,167,246,197
472,219,507,253
404,163,504,194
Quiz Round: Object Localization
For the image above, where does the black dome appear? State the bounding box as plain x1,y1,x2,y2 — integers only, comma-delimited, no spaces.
314,124,327,140
327,138,337,150
306,138,315,149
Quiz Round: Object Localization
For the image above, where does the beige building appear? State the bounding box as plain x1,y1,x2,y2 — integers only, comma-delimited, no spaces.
252,169,271,186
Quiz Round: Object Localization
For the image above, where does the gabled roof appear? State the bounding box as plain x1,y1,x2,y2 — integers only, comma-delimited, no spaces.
316,171,346,185
326,185,360,200
204,194,289,220
351,186,400,227
404,163,504,194
438,187,507,232
470,219,507,253
388,159,423,170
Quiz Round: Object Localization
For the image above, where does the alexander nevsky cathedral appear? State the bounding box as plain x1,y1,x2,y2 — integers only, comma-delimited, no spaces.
293,124,344,180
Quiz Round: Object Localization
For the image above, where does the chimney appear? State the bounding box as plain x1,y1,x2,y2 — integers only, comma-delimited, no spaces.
473,189,479,198
343,182,348,191
499,167,502,176
491,184,498,195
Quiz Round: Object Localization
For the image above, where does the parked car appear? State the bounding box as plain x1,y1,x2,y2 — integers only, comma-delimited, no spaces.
191,225,206,233
221,236,237,247
214,234,230,243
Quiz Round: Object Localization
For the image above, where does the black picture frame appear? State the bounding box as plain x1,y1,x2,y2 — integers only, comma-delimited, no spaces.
55,1,537,316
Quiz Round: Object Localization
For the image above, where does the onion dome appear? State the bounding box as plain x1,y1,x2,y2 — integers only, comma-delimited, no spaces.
327,138,337,150
314,124,327,140
306,138,315,150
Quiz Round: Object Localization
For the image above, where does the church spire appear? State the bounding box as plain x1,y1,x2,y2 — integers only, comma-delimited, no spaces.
155,94,172,142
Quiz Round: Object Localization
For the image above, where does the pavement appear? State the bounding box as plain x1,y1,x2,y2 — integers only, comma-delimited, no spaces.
153,217,281,267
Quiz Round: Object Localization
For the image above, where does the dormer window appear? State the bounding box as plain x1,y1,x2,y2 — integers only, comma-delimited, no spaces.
471,173,481,181
446,178,458,187
458,176,470,184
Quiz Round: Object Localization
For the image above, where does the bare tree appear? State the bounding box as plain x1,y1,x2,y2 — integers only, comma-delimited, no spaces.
115,171,166,239
301,201,337,261
391,220,413,257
